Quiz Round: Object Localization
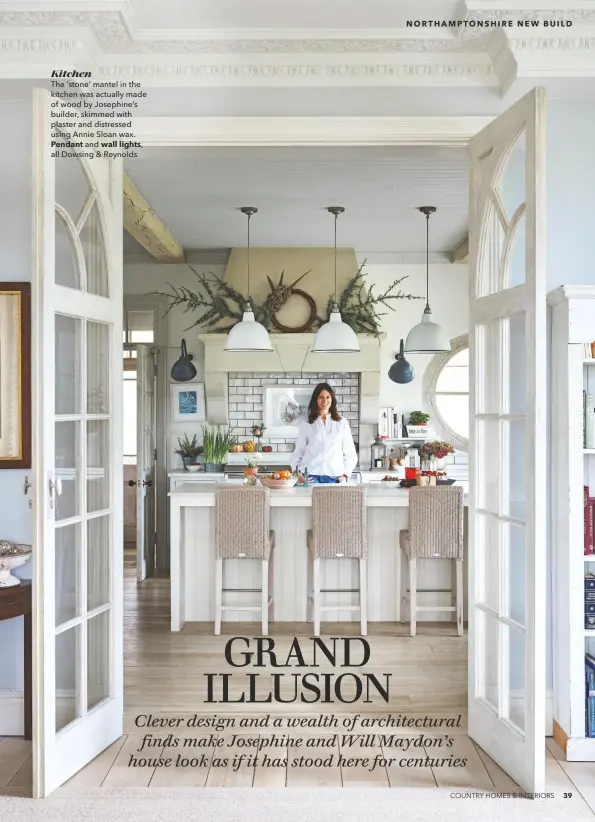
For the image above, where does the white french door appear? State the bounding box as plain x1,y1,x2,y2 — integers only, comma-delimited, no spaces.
468,87,546,791
31,89,123,797
136,344,156,581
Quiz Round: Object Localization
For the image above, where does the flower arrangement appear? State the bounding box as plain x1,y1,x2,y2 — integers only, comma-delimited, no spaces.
244,452,261,469
251,423,266,439
420,440,455,461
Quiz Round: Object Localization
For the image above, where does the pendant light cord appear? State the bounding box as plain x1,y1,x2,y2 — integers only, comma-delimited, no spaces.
247,211,251,302
333,210,338,301
425,210,430,311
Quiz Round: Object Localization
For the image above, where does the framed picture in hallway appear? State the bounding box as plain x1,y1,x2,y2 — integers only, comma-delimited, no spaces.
170,382,206,422
0,282,31,468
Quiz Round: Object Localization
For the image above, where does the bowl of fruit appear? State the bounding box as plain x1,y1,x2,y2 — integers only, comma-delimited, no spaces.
260,470,297,489
380,475,402,488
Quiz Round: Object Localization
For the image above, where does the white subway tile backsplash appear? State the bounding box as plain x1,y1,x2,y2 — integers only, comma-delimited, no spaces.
228,370,361,452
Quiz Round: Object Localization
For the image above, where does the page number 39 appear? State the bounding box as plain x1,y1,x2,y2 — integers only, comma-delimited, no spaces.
564,793,573,798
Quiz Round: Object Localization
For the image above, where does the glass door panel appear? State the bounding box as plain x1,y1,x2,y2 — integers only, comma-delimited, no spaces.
33,89,123,796
468,88,546,792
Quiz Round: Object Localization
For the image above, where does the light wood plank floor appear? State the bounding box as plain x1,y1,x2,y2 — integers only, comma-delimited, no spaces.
2,558,595,814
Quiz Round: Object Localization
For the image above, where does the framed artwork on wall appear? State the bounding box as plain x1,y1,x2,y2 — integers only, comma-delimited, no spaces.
0,283,31,469
263,385,312,438
170,383,206,422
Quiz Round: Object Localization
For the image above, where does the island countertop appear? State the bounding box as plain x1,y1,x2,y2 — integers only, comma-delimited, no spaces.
169,481,469,508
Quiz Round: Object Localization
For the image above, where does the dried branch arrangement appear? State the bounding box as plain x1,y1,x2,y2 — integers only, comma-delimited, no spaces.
148,267,272,333
321,260,423,336
148,261,423,336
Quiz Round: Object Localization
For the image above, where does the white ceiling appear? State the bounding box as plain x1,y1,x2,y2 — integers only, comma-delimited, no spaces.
123,146,468,255
128,0,459,31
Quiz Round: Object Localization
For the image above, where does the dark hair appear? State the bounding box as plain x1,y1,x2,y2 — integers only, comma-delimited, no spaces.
308,383,341,424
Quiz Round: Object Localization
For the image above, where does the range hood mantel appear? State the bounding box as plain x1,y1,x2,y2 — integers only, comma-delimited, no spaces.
198,332,385,426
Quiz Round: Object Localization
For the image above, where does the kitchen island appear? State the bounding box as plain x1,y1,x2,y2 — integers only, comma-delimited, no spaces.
169,482,469,631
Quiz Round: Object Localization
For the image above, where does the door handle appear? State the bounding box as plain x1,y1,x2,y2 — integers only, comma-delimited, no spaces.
127,479,137,487
23,476,31,495
48,475,62,509
142,480,153,487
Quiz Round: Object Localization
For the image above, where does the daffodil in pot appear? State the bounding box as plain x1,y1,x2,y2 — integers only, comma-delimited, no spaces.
202,425,237,473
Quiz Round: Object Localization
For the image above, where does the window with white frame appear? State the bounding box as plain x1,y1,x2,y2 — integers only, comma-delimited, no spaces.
422,334,469,451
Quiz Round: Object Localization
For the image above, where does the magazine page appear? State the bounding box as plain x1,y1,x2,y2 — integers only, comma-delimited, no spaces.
0,2,594,820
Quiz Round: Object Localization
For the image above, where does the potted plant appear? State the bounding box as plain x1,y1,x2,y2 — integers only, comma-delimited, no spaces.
174,434,202,471
408,411,430,426
244,452,261,476
202,425,237,472
419,440,455,470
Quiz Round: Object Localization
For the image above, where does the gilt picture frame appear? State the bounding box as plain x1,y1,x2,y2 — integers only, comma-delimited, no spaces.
0,283,31,469
170,382,206,422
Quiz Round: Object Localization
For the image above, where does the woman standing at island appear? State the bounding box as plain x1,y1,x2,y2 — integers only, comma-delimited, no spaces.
290,383,358,484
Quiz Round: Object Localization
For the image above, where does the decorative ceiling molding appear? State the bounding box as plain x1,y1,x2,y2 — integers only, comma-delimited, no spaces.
1,1,595,91
97,56,497,87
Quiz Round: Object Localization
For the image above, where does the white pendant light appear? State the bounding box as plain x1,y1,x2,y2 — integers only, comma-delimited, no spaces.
311,207,360,353
224,207,274,352
404,206,451,355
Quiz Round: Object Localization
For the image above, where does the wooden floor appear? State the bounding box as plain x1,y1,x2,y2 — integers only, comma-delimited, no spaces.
2,551,595,813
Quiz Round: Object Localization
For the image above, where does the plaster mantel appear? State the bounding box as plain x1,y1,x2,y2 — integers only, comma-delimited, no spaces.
197,332,385,425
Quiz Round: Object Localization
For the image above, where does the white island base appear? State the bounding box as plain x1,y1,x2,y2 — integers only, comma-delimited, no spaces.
169,482,468,631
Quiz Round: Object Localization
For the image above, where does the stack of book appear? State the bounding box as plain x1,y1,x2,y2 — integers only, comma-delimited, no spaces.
584,392,595,448
586,652,595,736
586,574,595,630
377,408,428,440
581,342,595,359
586,488,595,556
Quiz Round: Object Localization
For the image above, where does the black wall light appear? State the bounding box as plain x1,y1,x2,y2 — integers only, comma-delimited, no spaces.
170,339,197,382
388,339,415,384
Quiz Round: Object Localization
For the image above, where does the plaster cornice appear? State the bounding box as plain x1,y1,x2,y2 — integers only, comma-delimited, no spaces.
2,1,595,92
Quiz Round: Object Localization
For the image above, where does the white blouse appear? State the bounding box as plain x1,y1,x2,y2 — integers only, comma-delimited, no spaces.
289,416,358,478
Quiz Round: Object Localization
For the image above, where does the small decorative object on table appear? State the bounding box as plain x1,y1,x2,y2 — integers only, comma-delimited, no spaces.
419,440,455,471
0,541,32,587
174,434,202,471
251,424,266,452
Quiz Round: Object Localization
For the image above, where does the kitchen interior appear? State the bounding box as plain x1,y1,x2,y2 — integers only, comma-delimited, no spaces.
117,144,482,786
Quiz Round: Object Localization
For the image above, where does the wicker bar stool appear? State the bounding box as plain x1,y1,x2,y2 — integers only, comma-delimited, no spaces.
399,485,464,637
214,485,275,635
307,486,367,636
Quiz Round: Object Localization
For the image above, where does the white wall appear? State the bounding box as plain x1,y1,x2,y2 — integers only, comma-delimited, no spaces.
124,260,469,468
0,99,33,713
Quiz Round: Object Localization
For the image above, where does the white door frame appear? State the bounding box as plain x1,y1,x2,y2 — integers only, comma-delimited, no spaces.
34,108,551,793
123,295,168,571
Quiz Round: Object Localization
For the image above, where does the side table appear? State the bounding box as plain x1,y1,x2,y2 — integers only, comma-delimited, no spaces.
0,580,31,739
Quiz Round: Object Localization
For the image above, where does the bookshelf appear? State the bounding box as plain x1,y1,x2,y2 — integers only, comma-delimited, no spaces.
549,285,595,760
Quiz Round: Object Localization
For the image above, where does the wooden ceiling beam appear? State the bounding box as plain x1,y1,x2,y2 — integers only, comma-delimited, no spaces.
450,236,469,264
123,173,186,263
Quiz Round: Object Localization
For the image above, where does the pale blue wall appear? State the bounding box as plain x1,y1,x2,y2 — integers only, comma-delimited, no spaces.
0,98,32,691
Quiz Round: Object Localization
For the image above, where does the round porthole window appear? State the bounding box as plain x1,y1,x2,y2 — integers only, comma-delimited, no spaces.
422,334,469,452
